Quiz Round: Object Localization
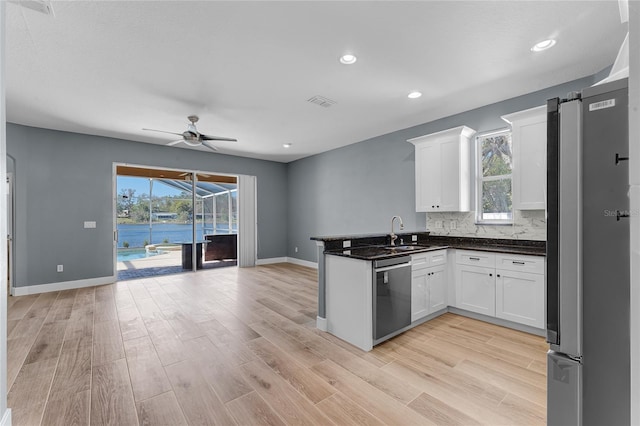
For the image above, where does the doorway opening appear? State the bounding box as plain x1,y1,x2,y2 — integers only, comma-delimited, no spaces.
115,165,238,280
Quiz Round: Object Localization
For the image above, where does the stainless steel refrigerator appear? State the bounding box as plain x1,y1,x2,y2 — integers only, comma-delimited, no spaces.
546,78,630,425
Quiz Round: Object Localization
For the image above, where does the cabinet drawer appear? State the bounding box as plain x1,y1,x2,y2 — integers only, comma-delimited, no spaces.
455,250,495,268
412,250,448,270
428,250,447,266
411,253,429,270
496,254,544,274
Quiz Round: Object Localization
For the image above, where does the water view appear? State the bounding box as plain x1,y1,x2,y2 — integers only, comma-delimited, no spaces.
117,223,236,248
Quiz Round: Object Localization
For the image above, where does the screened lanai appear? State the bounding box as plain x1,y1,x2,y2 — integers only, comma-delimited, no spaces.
156,179,238,236
116,165,238,280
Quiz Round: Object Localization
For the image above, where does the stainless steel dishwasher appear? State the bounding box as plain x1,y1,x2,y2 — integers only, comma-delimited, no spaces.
373,255,412,342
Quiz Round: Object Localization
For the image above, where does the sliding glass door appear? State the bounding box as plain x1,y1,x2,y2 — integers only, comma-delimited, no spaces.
116,175,192,279
115,165,240,280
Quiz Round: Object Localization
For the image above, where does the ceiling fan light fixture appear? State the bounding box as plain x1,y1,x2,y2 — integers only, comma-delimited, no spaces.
143,115,237,153
531,39,556,52
339,53,357,65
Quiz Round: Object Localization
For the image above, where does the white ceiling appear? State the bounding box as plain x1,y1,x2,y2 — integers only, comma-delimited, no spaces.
6,1,627,163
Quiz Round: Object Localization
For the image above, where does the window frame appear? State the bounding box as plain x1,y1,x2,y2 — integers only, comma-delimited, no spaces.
475,128,514,225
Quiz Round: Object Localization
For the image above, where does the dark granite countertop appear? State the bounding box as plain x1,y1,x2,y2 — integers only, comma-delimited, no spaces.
447,244,545,256
311,231,429,242
315,233,545,259
326,244,449,261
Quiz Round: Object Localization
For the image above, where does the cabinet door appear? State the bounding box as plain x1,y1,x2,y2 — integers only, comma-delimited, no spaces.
411,268,429,322
415,142,441,212
428,265,447,312
505,106,547,210
409,126,474,213
439,138,461,211
455,264,495,316
515,119,546,209
496,269,544,328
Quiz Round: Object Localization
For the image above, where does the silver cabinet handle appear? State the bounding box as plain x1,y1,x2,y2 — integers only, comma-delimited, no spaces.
375,263,411,273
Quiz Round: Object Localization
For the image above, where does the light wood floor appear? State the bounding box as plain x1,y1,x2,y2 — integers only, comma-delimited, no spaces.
7,263,548,425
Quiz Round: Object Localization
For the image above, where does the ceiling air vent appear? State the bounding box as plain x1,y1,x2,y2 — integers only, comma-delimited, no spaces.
10,0,55,16
307,95,336,108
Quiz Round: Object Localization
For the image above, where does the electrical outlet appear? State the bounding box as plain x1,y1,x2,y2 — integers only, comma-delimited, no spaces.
435,220,443,229
412,235,418,242
450,220,457,229
343,240,351,248
294,246,298,253
57,264,63,272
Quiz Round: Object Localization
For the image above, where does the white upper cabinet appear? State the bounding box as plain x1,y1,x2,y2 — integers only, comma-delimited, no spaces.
408,126,476,212
502,105,547,210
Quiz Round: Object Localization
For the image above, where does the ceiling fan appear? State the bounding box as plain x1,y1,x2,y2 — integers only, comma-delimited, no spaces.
143,115,237,152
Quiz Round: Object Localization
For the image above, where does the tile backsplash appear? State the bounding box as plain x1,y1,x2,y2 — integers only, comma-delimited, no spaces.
426,210,546,241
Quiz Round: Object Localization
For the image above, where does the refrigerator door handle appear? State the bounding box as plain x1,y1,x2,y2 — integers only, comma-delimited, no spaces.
616,210,630,221
615,153,629,164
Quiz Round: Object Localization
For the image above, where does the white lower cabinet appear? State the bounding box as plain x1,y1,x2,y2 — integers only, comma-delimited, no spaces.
411,268,429,322
454,250,545,330
411,250,447,322
495,269,545,329
428,265,447,312
455,264,496,316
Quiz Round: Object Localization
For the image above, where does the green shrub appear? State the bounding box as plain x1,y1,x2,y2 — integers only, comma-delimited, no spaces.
163,238,169,244
123,241,129,248
143,239,149,246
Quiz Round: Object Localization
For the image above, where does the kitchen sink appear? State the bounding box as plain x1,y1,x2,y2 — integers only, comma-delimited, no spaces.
384,245,427,252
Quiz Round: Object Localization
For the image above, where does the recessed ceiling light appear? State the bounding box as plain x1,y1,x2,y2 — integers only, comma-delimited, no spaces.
283,143,292,149
408,91,422,99
339,54,357,65
531,39,556,52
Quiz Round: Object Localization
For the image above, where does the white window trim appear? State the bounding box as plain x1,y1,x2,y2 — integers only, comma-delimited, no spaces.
475,128,514,225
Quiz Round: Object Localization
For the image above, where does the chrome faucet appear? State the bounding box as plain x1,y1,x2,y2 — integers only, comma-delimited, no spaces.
390,215,404,246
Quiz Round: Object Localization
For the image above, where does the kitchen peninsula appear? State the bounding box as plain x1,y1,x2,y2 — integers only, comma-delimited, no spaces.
311,232,545,351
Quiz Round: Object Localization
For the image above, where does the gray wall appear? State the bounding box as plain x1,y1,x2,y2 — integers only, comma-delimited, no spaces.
288,73,607,263
7,124,288,287
7,70,613,285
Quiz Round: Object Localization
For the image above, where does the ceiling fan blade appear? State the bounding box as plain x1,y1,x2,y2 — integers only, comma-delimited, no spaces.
167,140,183,146
201,141,219,152
201,134,237,142
143,128,184,137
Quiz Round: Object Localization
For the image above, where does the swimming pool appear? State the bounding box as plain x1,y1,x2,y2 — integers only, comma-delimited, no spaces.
117,248,166,262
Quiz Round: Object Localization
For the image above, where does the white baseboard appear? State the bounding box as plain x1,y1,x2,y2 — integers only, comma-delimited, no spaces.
255,257,318,269
255,257,288,265
1,409,11,426
316,316,327,331
447,306,545,337
286,257,318,269
12,275,116,296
